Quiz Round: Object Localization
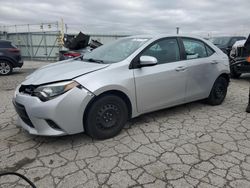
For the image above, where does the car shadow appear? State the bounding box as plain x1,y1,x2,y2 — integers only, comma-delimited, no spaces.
28,100,206,144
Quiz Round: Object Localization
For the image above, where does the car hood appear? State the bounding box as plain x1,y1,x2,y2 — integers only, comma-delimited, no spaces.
22,60,109,85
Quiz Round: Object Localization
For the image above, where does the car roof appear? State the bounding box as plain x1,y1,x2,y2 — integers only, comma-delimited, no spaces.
126,34,206,41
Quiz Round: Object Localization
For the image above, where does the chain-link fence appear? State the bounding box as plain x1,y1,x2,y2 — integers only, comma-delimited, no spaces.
0,23,61,61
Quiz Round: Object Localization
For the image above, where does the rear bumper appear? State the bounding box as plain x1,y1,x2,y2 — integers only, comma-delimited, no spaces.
12,59,23,68
231,59,250,73
16,60,23,68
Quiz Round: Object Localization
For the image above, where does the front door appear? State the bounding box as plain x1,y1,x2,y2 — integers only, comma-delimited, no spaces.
133,38,188,113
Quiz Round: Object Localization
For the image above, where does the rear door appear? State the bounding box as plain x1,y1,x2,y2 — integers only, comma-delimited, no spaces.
133,37,188,113
180,37,220,102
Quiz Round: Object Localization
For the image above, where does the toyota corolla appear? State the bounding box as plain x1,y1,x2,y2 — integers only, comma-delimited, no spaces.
13,35,230,139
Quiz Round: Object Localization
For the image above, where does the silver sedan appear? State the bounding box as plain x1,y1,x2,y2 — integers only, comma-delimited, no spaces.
13,35,230,139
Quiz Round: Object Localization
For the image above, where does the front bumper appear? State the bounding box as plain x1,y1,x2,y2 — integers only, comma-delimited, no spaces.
230,58,250,73
13,85,94,136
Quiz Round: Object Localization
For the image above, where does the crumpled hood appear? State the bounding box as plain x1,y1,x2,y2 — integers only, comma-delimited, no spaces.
22,60,109,85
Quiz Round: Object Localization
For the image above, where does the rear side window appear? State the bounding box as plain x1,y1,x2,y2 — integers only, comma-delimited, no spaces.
0,41,12,48
182,38,208,59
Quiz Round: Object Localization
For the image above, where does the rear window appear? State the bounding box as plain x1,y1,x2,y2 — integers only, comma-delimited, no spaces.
0,41,13,48
11,43,18,48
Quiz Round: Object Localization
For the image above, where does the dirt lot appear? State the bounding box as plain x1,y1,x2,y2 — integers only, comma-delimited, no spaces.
1,61,250,188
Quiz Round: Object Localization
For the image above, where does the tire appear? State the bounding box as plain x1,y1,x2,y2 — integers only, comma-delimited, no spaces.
246,105,250,113
84,95,128,139
0,60,13,75
206,77,228,106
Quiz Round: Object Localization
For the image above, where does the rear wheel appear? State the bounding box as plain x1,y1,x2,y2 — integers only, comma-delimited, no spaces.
0,60,13,75
84,95,128,139
206,77,228,105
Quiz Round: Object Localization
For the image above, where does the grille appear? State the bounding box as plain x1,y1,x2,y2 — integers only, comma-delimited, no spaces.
19,85,37,95
13,101,34,128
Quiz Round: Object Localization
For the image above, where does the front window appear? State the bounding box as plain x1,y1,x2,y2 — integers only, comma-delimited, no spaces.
83,37,150,64
141,38,180,64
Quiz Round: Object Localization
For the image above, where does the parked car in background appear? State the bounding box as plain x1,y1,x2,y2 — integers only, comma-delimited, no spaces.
229,34,250,78
59,47,92,60
0,40,23,75
13,35,230,139
59,32,102,60
211,36,246,56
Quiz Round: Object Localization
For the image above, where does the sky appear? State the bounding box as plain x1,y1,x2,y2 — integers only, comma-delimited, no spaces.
0,0,249,37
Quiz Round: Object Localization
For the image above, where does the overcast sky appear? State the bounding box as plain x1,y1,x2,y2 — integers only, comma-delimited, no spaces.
0,0,249,37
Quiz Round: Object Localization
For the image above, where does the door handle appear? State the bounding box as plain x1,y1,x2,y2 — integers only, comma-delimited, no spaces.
175,66,187,71
211,60,219,64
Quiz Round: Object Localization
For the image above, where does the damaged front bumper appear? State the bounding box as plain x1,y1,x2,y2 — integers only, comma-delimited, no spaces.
13,85,94,136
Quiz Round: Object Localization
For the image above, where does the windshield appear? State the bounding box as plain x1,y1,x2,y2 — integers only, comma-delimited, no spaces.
82,37,150,64
211,37,231,46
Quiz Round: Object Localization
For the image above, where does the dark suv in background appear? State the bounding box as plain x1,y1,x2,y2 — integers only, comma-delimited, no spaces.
211,36,246,56
0,40,23,75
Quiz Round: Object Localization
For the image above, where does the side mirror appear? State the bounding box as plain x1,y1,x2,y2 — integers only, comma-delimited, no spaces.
139,56,157,67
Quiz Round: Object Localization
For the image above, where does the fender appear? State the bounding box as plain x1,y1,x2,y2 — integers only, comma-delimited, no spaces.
0,55,16,66
90,85,139,118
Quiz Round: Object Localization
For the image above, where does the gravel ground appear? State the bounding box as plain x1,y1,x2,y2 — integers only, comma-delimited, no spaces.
0,61,250,188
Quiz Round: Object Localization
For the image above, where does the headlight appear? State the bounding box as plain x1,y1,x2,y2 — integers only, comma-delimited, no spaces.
34,81,79,101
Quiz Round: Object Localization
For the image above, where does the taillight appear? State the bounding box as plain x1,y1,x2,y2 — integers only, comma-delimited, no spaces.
7,48,20,53
64,52,81,57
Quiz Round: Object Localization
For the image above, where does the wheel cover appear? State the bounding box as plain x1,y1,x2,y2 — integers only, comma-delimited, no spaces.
0,62,10,74
214,82,226,99
96,104,120,129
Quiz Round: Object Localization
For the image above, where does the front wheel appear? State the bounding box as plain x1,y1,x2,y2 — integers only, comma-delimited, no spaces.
84,95,128,139
206,77,229,105
0,60,13,75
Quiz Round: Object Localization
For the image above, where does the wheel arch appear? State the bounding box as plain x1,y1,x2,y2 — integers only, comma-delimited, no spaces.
206,73,230,98
206,73,229,105
0,56,15,66
219,73,230,85
83,89,133,130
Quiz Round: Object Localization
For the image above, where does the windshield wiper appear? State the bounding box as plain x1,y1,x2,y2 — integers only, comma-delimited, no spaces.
84,58,104,64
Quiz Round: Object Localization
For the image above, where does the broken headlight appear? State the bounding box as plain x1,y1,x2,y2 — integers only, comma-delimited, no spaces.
34,81,79,101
